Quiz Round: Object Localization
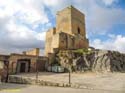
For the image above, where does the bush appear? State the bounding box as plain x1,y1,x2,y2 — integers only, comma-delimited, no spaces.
73,48,92,55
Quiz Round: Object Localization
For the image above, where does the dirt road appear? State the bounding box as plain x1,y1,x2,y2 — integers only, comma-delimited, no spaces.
0,83,123,93
9,72,125,91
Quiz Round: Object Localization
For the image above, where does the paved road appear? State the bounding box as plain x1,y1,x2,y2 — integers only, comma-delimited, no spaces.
0,83,124,93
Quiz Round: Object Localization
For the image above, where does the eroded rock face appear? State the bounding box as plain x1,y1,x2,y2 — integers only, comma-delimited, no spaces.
57,49,125,73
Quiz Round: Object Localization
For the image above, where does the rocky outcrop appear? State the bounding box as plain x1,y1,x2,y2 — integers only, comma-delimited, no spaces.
56,49,125,73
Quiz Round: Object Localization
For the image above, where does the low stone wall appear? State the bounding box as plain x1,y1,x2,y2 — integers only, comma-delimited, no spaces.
8,75,36,84
8,75,93,89
8,75,71,87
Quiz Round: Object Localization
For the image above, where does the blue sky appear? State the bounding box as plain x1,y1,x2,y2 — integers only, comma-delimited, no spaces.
0,0,125,55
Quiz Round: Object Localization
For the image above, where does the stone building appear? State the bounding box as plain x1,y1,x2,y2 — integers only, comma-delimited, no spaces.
0,48,48,75
45,6,89,56
22,48,40,56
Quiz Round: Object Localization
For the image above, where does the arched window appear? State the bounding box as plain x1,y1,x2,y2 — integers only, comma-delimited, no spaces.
78,27,80,34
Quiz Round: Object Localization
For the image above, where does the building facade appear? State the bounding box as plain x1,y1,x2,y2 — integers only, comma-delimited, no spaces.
0,48,48,75
45,6,89,56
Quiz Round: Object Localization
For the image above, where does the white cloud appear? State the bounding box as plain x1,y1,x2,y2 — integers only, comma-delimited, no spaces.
90,6,125,26
6,20,36,40
91,35,125,53
42,0,71,15
0,0,124,55
0,18,45,55
36,32,46,41
0,0,49,26
71,0,125,35
0,0,50,55
102,0,118,6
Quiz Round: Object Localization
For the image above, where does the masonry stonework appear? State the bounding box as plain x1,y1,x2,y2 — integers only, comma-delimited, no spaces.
45,6,89,56
8,54,47,74
23,48,40,56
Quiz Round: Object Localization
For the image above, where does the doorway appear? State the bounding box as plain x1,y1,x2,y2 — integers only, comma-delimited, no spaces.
16,59,31,73
20,62,26,73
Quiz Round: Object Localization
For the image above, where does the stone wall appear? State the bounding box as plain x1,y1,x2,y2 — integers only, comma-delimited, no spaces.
56,49,125,73
8,75,71,87
9,54,48,74
23,48,40,56
45,6,89,56
45,28,56,56
0,60,8,82
71,6,86,36
56,6,86,36
56,6,72,35
0,54,48,82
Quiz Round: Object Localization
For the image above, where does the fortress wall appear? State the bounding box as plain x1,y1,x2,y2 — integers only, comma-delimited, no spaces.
23,48,40,56
45,28,56,56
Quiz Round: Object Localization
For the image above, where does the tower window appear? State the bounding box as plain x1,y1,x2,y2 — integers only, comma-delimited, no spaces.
78,27,80,34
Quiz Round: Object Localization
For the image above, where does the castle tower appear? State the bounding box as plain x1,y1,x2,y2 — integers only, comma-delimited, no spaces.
45,6,89,56
56,5,86,37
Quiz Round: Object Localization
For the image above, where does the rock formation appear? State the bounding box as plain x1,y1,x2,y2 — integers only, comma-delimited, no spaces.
51,49,125,73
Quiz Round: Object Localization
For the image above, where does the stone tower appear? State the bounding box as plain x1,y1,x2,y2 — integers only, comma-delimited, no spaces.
45,6,89,56
56,6,86,37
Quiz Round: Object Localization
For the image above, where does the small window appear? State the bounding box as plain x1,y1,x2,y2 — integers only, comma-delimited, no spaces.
78,27,80,34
